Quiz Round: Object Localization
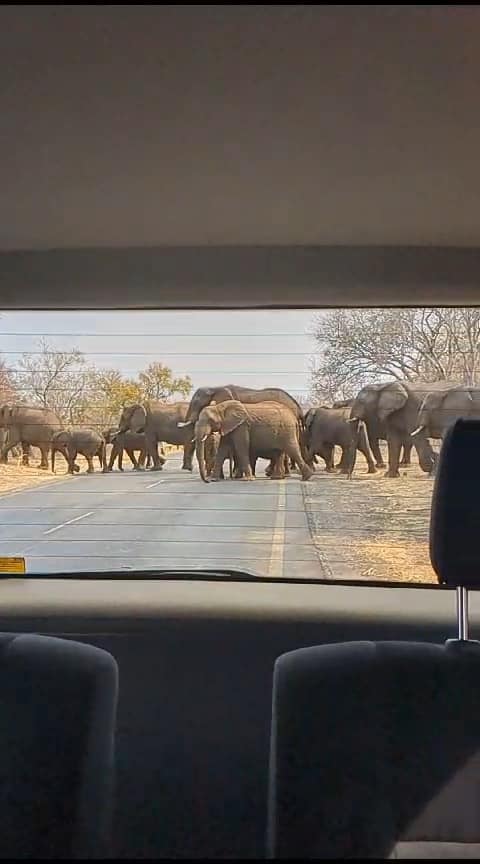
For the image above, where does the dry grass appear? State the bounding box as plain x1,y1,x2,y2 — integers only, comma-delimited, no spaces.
357,538,436,583
0,443,184,496
0,460,65,497
305,444,438,584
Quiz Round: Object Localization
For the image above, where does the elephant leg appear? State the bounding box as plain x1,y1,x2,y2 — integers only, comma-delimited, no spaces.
385,434,402,478
38,444,49,470
182,439,194,471
99,443,107,473
126,447,140,470
107,443,119,471
21,443,30,466
67,448,78,474
86,454,95,473
231,430,253,480
138,449,146,469
147,434,163,471
319,444,335,472
337,445,350,474
265,458,274,477
269,454,286,480
285,440,313,482
359,443,377,473
399,441,413,467
283,454,291,476
211,439,230,481
117,446,124,471
370,437,386,469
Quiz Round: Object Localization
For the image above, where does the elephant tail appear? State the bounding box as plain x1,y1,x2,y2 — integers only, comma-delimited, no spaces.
51,446,56,473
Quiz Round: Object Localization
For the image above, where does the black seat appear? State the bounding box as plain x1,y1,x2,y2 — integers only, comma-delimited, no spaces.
0,634,118,859
268,419,480,859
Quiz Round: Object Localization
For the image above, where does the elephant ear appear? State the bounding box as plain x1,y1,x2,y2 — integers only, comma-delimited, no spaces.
377,382,409,421
220,401,248,436
130,404,147,432
212,387,235,404
420,391,445,412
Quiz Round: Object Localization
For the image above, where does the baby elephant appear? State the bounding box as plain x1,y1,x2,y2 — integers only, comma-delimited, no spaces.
51,429,107,474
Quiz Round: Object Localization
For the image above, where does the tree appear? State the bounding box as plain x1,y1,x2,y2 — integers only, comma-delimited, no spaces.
309,308,480,401
14,339,91,423
0,358,15,403
137,362,192,402
85,369,143,428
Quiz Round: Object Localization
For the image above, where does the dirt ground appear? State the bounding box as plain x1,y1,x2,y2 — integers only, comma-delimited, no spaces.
0,459,64,496
0,444,183,497
303,445,437,584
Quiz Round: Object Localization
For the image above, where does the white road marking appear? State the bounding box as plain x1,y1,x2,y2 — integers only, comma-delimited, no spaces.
268,483,286,578
43,511,95,536
147,480,165,489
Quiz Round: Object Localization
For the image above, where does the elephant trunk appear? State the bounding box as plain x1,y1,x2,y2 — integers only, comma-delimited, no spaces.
196,435,209,483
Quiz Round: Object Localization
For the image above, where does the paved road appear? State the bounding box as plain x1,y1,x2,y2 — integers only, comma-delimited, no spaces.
0,454,320,578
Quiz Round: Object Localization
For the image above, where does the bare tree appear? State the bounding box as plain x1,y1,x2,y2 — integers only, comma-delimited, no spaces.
14,339,91,423
309,308,480,400
0,358,15,403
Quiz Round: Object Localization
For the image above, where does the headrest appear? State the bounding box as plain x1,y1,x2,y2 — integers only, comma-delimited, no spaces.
430,419,480,588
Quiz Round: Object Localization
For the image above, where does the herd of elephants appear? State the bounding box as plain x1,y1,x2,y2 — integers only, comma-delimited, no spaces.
0,380,478,483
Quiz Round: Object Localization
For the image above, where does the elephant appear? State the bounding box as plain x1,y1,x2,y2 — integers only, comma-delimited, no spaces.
0,428,30,464
182,385,304,426
118,401,194,471
304,406,377,475
51,429,107,474
180,384,308,470
102,427,158,471
336,391,413,469
411,386,480,442
349,382,441,478
194,400,314,483
0,403,63,469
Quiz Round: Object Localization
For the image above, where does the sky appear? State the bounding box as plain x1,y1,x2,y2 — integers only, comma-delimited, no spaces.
0,309,320,400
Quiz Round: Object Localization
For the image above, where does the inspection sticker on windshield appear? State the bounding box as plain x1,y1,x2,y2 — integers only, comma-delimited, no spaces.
0,558,26,574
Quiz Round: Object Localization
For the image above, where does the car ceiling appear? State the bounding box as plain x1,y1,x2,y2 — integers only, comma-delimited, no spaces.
1,5,480,309
1,4,480,252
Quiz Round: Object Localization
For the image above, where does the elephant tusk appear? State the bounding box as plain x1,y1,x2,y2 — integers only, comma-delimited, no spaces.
347,417,359,423
201,434,208,443
178,420,193,428
410,425,425,437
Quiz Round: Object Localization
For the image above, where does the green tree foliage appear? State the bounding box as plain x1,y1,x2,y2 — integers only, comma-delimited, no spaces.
138,362,192,402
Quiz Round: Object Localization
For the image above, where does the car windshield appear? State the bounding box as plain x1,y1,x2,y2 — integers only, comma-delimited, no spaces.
0,306,474,582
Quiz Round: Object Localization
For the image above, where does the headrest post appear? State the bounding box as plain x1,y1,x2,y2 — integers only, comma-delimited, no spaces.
457,586,469,641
